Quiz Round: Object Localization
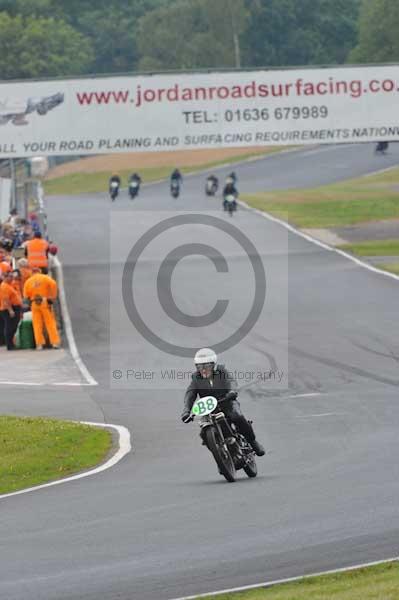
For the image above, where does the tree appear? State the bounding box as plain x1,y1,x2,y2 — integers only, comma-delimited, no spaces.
0,14,93,79
0,0,59,18
65,0,170,72
243,0,360,68
349,0,399,63
201,0,248,68
136,0,248,71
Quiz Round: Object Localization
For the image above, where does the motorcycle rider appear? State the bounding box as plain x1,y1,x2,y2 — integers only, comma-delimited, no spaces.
181,348,265,456
129,172,142,185
109,173,121,200
375,141,389,154
128,172,142,197
223,178,238,211
206,174,219,193
109,173,121,187
225,171,237,185
171,168,183,187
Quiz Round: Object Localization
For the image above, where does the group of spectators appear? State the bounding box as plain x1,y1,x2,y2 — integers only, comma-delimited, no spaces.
0,209,60,352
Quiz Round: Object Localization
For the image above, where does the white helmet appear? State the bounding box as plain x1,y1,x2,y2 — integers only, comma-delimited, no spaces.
194,347,217,367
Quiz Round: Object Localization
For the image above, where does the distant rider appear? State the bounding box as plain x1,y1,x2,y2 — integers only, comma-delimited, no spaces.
109,173,121,189
225,171,237,185
181,348,265,456
129,173,142,185
170,168,183,188
375,141,389,154
206,174,218,192
223,179,238,211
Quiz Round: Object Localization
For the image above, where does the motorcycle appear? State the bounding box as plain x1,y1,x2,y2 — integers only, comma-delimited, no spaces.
190,395,257,482
129,180,140,199
223,193,237,216
375,141,389,154
109,181,119,201
171,179,180,198
205,178,218,196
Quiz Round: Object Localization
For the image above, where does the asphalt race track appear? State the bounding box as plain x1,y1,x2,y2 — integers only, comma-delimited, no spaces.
1,143,399,600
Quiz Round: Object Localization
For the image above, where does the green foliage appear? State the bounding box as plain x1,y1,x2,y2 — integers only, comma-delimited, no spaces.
349,0,399,63
137,0,248,70
243,0,360,67
0,0,363,79
0,13,93,79
0,0,56,18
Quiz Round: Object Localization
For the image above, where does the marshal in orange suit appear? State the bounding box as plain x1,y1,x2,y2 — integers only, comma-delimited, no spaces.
23,271,60,349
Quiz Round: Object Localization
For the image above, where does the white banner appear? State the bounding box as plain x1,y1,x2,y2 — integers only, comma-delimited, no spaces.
0,65,399,157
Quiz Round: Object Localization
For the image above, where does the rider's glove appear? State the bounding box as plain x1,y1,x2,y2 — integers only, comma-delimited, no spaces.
181,411,193,423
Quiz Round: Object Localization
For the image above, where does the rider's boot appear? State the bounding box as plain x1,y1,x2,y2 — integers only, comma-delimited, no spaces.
250,439,265,456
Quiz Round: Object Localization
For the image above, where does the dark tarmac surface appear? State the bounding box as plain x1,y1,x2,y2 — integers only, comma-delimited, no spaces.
1,143,399,600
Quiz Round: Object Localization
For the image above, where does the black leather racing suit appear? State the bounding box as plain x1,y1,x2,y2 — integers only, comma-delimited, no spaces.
182,365,256,443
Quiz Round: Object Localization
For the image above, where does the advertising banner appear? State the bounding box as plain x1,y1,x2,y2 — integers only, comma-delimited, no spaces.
0,65,398,157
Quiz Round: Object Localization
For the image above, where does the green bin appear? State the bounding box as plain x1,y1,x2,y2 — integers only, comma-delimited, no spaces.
15,313,35,350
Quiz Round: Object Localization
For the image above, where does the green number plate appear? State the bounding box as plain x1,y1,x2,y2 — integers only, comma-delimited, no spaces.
191,396,218,417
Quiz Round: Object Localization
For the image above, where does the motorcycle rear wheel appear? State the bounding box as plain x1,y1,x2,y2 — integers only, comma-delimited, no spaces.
204,426,235,482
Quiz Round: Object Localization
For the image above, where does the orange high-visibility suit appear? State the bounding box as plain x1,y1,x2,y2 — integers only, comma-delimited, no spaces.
18,267,33,293
25,238,49,269
23,273,60,347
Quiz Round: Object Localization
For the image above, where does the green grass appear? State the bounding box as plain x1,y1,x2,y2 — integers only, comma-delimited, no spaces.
44,147,294,196
243,167,399,228
45,167,172,195
190,562,399,600
0,416,112,494
338,240,399,256
375,262,399,275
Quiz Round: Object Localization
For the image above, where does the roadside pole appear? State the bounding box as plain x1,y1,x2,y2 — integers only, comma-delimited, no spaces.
10,158,17,211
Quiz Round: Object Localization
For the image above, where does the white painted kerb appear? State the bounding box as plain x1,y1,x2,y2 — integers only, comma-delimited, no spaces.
0,421,131,501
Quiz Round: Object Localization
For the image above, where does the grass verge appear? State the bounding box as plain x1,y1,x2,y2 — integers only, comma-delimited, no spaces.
338,240,399,256
44,148,290,195
375,263,399,275
190,562,399,599
243,167,399,228
0,416,112,494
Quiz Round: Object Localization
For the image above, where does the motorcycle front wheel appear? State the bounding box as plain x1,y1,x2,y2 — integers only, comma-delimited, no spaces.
204,426,235,482
243,454,257,478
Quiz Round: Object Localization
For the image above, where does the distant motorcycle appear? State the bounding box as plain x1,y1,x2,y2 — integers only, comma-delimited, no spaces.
205,177,218,196
109,181,120,201
129,180,140,199
190,395,257,483
171,180,180,198
375,141,389,154
223,193,237,216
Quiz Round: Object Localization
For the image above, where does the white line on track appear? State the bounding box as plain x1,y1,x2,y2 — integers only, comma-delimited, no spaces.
0,381,44,386
299,144,362,157
53,256,98,386
285,392,322,399
169,557,399,600
364,164,399,177
295,412,344,418
0,381,95,387
0,421,131,501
